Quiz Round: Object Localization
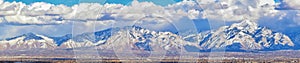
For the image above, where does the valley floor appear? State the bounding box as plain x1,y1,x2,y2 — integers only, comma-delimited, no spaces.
0,49,300,62
0,58,299,63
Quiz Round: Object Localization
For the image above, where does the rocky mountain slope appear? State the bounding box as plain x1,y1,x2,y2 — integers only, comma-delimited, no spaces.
0,20,296,52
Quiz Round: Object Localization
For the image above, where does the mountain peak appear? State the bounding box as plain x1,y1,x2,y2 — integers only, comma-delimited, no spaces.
227,20,259,33
127,25,144,30
238,20,258,27
22,33,44,41
4,32,43,41
231,19,258,28
23,32,37,36
192,20,295,51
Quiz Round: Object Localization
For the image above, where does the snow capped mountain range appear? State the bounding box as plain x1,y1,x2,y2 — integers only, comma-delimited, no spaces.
0,20,296,52
184,20,295,51
0,33,57,50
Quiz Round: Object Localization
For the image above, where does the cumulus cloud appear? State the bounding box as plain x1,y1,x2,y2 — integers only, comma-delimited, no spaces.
194,0,280,21
0,0,299,38
279,0,300,9
0,2,22,16
0,2,67,25
0,0,3,4
0,0,295,26
67,3,104,20
0,0,203,25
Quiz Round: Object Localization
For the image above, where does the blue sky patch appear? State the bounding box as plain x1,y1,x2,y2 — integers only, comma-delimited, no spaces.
4,0,182,6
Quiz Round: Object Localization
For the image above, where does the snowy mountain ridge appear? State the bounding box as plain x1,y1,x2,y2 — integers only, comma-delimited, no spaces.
0,20,296,51
0,33,57,50
184,20,294,51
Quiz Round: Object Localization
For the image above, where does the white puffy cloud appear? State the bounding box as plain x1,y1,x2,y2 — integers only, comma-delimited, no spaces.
46,5,73,15
0,0,294,25
21,2,53,16
0,2,64,24
259,0,276,6
0,0,299,38
4,16,64,24
0,1,202,25
195,0,280,21
0,0,3,4
282,0,300,9
66,3,103,20
0,2,24,16
187,9,200,19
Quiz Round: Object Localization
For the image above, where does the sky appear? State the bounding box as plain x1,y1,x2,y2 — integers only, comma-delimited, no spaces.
4,0,183,6
0,0,300,40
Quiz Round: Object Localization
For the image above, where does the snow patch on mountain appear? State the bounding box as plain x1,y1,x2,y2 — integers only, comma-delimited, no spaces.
0,33,57,50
